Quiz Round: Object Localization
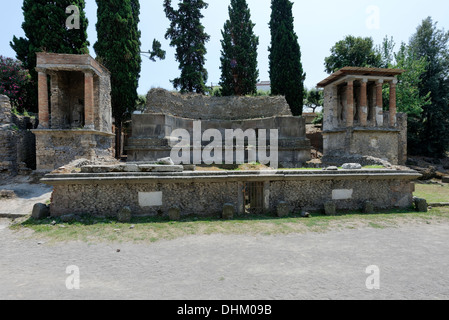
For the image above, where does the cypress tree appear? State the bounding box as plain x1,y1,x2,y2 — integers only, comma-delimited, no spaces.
269,0,305,116
164,0,210,94
94,0,142,158
10,0,89,112
219,0,259,96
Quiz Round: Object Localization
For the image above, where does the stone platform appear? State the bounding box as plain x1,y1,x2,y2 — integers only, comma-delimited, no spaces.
41,167,421,218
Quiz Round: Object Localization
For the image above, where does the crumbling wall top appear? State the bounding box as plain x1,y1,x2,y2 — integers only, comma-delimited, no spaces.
145,88,293,121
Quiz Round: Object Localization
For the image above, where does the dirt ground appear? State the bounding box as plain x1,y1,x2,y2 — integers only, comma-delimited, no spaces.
0,176,53,217
1,174,449,300
1,217,448,300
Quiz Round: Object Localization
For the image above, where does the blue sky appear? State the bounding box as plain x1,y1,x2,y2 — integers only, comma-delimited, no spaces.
1,0,449,95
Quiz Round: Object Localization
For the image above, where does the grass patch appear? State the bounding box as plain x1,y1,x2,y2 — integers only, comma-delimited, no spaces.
9,207,449,245
414,182,449,203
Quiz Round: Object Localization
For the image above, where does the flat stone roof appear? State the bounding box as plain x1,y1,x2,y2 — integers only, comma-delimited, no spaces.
36,52,110,76
317,67,405,88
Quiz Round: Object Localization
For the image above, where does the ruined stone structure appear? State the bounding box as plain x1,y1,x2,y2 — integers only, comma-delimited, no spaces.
0,95,16,174
127,89,311,168
317,67,407,165
42,166,420,218
33,53,114,171
0,95,36,175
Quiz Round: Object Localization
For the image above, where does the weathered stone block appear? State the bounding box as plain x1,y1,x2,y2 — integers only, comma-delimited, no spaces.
277,201,290,218
222,204,235,220
32,203,50,220
324,201,337,216
342,163,362,170
168,206,181,221
414,198,428,213
117,206,132,223
157,157,175,165
0,190,16,199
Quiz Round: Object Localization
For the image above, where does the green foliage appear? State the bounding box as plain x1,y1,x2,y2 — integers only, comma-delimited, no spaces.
304,88,324,113
324,35,383,74
164,0,210,94
219,0,259,96
148,39,166,62
312,112,323,125
377,36,431,155
0,56,31,112
408,17,449,157
135,95,147,112
10,0,90,113
269,0,306,116
94,0,142,125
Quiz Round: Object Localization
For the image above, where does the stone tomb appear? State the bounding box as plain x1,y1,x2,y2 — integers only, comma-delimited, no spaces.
127,89,311,168
42,166,420,218
33,53,114,171
317,67,407,165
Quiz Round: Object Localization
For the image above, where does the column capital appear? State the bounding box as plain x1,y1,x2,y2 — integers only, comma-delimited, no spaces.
84,69,95,76
377,79,384,85
35,67,47,74
361,78,369,83
346,77,355,84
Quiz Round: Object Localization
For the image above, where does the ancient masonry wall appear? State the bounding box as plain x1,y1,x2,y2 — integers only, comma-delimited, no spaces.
145,88,293,120
43,169,420,218
0,95,37,175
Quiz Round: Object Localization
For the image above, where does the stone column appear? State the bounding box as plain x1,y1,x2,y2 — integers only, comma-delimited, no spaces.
37,71,49,129
84,71,95,129
346,79,354,127
375,80,384,126
389,79,398,127
360,79,368,126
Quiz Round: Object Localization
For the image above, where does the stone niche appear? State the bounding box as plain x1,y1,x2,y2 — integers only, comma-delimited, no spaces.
126,89,311,168
33,53,114,171
317,67,408,165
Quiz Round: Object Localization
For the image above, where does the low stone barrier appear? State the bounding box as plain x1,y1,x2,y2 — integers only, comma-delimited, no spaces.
41,168,421,219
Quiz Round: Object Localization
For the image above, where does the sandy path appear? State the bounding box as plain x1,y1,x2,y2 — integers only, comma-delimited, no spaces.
0,178,53,216
0,218,448,300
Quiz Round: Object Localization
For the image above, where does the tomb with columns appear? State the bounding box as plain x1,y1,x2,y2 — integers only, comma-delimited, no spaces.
317,67,408,166
33,53,115,171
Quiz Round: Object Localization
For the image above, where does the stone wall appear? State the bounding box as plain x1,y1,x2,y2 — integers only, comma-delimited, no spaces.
126,113,311,168
145,88,293,120
0,95,37,174
43,169,420,218
0,95,15,173
323,113,407,166
33,130,115,171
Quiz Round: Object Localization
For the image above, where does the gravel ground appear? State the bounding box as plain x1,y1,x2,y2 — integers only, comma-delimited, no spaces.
0,177,53,216
0,218,448,300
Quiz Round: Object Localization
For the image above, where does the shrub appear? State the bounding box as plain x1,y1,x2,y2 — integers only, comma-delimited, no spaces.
0,56,30,112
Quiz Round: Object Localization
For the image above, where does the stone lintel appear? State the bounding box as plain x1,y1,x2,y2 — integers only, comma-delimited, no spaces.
41,170,422,186
328,75,396,88
32,129,115,137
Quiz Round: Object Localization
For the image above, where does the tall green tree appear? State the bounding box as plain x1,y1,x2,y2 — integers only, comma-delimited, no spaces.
10,0,89,112
269,0,305,116
219,0,259,96
164,0,210,94
324,36,383,74
379,37,431,155
94,0,142,158
408,17,449,157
